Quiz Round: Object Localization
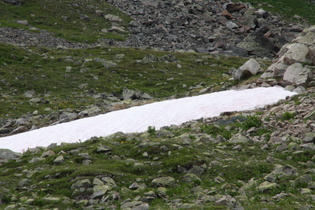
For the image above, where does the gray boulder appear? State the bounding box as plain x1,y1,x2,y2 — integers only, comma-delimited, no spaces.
53,155,65,164
283,63,311,85
71,179,91,189
122,89,140,100
0,149,21,160
122,89,152,100
234,58,261,80
151,176,175,187
236,33,277,58
260,25,315,86
229,134,250,143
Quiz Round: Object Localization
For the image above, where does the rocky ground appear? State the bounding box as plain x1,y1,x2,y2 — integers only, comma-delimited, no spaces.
0,0,314,209
0,86,314,209
0,0,310,58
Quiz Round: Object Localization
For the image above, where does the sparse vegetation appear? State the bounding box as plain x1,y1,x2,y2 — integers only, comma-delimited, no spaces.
0,0,131,43
281,112,296,121
0,0,314,209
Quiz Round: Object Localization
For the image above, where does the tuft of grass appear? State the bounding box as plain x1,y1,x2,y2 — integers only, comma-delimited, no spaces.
239,115,263,130
147,126,156,137
281,112,295,121
200,124,233,140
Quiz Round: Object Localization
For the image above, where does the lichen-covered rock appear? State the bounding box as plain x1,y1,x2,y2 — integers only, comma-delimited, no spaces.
121,201,149,210
229,134,250,143
71,179,91,189
151,176,175,187
91,185,112,199
256,181,277,192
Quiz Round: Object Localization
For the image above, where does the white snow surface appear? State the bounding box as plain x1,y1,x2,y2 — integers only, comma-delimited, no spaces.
0,87,296,153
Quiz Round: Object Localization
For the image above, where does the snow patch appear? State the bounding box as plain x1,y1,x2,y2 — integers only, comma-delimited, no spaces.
0,87,296,153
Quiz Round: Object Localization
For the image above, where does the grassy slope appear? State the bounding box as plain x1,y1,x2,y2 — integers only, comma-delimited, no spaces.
0,42,254,119
0,0,131,43
0,108,314,209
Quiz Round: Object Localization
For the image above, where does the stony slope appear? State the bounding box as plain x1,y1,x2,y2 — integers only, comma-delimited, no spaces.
0,0,314,209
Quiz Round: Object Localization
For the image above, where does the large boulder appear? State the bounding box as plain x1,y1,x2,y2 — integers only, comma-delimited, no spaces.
234,58,261,80
236,32,278,58
283,63,312,85
260,25,315,87
0,149,21,161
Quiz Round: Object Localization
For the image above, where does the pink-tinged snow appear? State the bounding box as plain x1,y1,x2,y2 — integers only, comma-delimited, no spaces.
0,87,297,153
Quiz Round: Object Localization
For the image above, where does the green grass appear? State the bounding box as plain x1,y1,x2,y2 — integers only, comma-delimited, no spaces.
0,42,249,119
0,122,312,209
0,0,131,43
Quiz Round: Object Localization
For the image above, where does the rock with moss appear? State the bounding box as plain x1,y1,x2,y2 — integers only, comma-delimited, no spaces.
151,176,175,187
256,181,278,192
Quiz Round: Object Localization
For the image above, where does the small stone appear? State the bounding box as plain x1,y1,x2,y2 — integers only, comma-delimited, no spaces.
301,188,312,194
53,155,64,164
129,182,141,190
97,145,112,153
28,157,45,163
71,179,91,189
157,187,167,198
121,201,149,209
182,173,202,183
303,133,315,143
151,176,175,187
229,134,249,143
41,150,55,158
256,181,277,192
42,196,61,202
91,185,112,199
101,177,117,187
16,20,29,25
93,177,104,186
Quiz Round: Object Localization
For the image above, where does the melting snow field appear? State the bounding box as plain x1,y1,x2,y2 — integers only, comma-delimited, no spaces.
0,87,297,153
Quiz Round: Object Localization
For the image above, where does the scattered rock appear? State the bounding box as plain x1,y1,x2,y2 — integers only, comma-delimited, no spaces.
0,149,21,160
260,25,315,87
151,176,175,187
53,155,65,164
234,58,261,80
257,181,277,192
229,134,249,143
91,185,112,199
97,145,112,154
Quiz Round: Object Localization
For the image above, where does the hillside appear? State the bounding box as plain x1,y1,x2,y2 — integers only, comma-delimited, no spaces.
0,0,315,209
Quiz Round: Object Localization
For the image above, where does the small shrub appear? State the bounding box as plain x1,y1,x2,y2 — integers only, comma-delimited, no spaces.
147,126,156,137
281,112,295,121
200,124,232,139
240,115,263,130
1,194,11,204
